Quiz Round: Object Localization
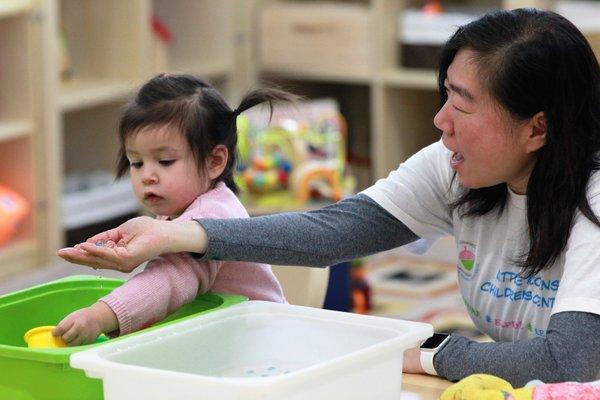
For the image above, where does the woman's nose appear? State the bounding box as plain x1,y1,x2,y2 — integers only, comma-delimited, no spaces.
434,101,453,136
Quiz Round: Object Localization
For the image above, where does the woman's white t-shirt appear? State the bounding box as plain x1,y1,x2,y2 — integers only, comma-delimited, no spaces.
362,140,600,342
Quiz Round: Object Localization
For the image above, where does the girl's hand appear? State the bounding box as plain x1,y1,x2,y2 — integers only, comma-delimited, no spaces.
403,346,426,374
53,302,118,346
56,216,205,272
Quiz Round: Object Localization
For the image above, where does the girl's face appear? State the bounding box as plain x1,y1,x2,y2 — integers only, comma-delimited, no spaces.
125,125,207,219
434,48,541,194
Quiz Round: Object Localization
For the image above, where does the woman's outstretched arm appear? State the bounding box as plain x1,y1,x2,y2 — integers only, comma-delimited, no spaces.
58,194,420,271
197,194,420,267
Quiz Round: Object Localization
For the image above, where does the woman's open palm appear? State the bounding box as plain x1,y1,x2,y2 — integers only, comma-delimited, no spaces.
57,216,170,272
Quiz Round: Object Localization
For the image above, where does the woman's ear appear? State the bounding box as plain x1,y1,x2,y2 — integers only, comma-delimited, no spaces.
206,145,229,180
526,111,547,153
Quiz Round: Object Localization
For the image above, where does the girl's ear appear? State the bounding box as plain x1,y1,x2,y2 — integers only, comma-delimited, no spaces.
526,111,547,153
206,145,229,180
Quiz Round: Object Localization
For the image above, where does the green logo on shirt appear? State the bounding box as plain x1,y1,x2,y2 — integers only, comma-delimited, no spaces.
461,259,475,270
459,245,476,271
457,242,477,280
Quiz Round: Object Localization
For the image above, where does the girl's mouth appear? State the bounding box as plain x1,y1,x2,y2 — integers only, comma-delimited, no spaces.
144,193,163,203
450,152,465,169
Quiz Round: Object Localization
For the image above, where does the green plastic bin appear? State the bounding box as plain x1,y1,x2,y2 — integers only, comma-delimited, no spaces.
0,275,247,400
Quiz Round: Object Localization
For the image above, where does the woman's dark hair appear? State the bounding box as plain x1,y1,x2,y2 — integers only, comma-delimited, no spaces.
439,8,600,276
116,74,298,193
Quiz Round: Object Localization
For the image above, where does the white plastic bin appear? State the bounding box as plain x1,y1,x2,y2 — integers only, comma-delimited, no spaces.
71,301,432,400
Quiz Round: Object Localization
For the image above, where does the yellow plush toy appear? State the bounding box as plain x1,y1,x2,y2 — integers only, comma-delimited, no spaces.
441,374,533,400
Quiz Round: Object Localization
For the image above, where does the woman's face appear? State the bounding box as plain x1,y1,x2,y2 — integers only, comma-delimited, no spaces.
434,48,539,194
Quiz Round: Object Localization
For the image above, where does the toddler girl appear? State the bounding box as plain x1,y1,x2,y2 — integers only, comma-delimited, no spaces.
54,74,291,345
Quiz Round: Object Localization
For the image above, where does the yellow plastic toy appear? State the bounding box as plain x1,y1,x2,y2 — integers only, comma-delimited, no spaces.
24,326,67,349
441,374,533,400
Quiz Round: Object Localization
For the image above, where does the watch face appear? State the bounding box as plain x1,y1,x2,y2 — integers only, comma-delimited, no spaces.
420,333,449,349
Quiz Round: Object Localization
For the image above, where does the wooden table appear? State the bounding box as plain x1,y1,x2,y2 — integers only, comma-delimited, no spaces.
401,373,453,399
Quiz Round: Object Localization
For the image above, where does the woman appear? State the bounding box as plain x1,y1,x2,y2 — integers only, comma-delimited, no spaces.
59,8,600,386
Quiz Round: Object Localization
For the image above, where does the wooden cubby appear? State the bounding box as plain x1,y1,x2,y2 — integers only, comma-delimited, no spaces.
0,0,248,277
0,0,40,277
253,0,553,182
152,0,236,78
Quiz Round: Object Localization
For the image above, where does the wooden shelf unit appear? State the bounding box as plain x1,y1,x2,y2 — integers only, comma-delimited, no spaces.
0,0,41,277
0,239,38,279
253,0,553,182
0,0,251,276
1,0,595,276
0,0,32,19
0,120,34,142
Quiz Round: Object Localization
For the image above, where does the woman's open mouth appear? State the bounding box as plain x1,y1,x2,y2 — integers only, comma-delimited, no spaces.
450,152,465,169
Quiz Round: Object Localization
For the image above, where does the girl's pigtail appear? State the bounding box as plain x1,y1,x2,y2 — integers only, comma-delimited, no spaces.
234,88,301,121
222,87,299,194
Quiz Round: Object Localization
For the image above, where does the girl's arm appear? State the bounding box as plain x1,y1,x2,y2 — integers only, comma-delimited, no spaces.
197,194,420,267
100,253,220,335
434,311,600,386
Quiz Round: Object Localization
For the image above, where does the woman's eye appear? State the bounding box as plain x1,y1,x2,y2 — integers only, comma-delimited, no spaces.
451,103,472,114
159,160,175,166
130,161,143,169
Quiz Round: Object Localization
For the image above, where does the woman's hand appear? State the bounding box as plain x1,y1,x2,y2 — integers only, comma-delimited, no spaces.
57,216,208,272
403,346,426,374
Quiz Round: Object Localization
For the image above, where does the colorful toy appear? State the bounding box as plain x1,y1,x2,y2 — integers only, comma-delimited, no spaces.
242,151,293,193
441,374,533,400
24,326,67,349
0,184,30,246
440,373,600,400
235,99,355,209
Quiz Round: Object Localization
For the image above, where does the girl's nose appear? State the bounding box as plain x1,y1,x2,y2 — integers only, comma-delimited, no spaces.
433,101,453,136
141,168,158,184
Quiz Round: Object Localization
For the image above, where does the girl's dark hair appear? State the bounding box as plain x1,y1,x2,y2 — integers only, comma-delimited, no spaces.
116,74,298,193
439,8,600,276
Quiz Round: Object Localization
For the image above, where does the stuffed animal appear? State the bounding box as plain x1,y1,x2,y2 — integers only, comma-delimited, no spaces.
441,373,600,400
0,185,30,246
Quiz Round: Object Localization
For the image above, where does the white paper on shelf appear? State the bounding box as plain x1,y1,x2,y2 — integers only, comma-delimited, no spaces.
61,178,139,230
399,10,479,45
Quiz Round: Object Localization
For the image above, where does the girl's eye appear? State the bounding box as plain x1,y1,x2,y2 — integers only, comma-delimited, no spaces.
159,160,176,166
130,161,143,169
453,105,468,113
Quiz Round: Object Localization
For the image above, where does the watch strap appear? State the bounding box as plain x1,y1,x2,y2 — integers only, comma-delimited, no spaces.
420,350,438,375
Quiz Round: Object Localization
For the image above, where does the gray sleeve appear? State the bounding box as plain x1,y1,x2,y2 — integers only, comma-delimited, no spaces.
434,311,600,386
196,194,419,267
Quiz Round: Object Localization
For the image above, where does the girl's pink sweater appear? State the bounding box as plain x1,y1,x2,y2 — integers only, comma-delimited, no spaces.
100,182,285,335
